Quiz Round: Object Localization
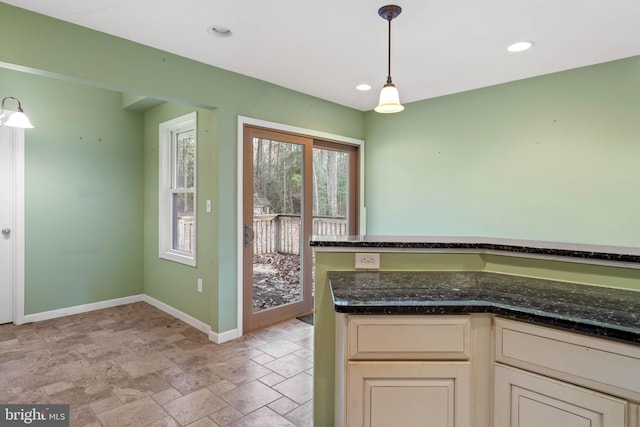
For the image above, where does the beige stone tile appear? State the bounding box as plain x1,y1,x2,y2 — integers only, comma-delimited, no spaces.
259,372,286,387
187,418,220,427
290,334,313,350
5,364,66,394
98,396,169,427
90,396,124,414
6,387,50,404
47,384,113,406
236,335,268,348
117,356,177,378
211,360,272,386
0,381,15,402
163,333,188,343
147,416,180,427
0,325,17,342
0,304,315,427
207,379,237,396
285,400,313,427
220,380,282,415
163,366,222,394
251,352,275,365
42,380,75,395
268,396,300,415
265,353,313,379
168,351,212,370
209,405,243,425
228,406,296,427
163,388,228,425
152,387,183,405
68,359,130,387
257,340,303,358
273,372,313,404
112,372,172,403
70,404,100,427
285,327,314,343
293,348,313,360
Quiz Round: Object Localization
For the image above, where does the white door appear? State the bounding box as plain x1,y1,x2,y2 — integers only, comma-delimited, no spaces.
0,126,16,324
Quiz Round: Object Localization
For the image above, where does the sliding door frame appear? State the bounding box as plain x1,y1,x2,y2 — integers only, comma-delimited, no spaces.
236,116,365,337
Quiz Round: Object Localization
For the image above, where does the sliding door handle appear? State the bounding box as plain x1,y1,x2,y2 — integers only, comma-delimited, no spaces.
244,224,255,248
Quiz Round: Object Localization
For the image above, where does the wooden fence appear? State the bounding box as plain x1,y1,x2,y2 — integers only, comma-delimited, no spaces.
177,216,195,253
253,214,347,255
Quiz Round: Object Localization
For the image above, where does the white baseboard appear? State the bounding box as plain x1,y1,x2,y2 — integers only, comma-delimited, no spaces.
142,296,237,343
209,328,238,344
22,294,145,323
142,295,211,335
22,293,240,344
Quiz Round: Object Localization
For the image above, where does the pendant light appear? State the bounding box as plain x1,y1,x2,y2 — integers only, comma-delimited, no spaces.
0,96,34,128
375,5,404,114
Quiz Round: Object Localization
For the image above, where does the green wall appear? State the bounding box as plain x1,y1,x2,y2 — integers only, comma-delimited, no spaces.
0,3,365,331
143,103,217,326
0,67,145,314
364,56,640,247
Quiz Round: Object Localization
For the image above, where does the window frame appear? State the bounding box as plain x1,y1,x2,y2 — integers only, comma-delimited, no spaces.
159,112,197,266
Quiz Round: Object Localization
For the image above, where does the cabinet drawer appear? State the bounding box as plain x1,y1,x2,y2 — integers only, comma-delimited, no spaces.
348,315,470,360
495,318,640,401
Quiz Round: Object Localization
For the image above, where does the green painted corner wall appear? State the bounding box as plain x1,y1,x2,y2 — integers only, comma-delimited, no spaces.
1,3,364,331
143,103,218,327
364,56,640,248
0,67,145,314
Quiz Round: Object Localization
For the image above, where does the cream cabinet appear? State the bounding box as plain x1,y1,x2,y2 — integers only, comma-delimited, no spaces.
348,362,470,427
336,314,480,427
335,315,640,427
494,318,640,427
494,364,626,427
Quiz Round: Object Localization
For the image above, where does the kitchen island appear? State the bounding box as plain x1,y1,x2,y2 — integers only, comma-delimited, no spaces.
311,236,640,427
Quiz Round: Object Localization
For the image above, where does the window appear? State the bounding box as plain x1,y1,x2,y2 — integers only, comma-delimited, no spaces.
159,112,197,266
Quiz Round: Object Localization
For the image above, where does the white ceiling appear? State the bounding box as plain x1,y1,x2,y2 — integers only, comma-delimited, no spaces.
4,0,640,111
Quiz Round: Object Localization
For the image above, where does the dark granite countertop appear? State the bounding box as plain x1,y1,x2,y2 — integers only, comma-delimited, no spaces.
328,270,640,344
312,235,640,266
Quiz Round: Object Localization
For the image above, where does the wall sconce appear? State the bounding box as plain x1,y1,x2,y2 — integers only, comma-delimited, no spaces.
0,96,34,128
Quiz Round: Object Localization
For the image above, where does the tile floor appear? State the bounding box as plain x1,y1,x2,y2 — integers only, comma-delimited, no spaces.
0,302,314,426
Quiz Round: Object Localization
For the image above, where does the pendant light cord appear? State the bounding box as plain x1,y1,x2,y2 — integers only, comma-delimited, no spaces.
386,14,392,84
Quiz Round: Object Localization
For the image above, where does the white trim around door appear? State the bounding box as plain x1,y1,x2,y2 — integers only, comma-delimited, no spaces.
236,116,366,337
5,127,26,325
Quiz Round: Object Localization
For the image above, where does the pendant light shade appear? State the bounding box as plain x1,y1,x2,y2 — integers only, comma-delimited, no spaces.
0,96,34,128
375,83,404,114
375,5,404,114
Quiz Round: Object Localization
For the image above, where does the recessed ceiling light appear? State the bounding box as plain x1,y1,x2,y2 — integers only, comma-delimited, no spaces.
507,41,534,53
356,83,372,91
207,26,232,37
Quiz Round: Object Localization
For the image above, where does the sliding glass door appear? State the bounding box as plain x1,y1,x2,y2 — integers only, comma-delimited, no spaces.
242,126,358,332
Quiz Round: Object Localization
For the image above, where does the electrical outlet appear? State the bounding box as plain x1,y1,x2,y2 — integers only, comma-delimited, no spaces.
197,278,203,293
355,253,380,269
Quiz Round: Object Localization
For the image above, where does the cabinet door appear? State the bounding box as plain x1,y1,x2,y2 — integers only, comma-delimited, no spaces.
347,362,470,427
495,364,627,427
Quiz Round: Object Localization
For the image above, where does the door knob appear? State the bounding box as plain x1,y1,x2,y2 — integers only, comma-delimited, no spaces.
1,228,10,236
